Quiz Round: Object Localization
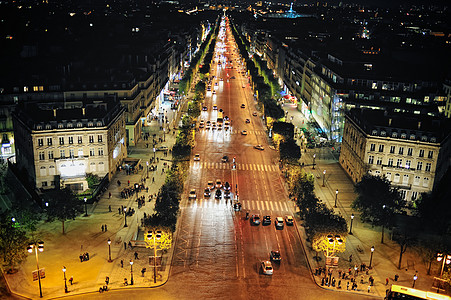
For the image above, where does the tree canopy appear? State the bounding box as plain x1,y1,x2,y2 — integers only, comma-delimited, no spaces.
0,211,29,273
44,188,84,234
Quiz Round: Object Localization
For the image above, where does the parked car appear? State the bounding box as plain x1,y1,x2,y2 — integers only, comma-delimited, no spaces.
224,182,231,190
240,104,245,108
156,146,168,151
207,181,214,190
233,202,241,211
252,111,258,116
215,189,222,199
241,130,247,135
215,179,222,189
245,119,250,123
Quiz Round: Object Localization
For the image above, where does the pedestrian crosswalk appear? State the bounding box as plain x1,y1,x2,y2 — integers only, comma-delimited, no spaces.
202,129,267,136
185,198,291,212
191,161,279,172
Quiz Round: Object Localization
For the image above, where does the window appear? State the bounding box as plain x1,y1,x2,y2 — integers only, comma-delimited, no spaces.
390,146,395,154
98,148,104,156
393,174,400,183
59,137,64,145
425,163,431,172
428,151,433,159
50,181,55,186
60,150,65,158
90,148,95,156
89,135,94,143
69,149,74,158
411,191,418,201
392,132,398,138
414,176,420,185
39,152,45,160
97,135,103,142
400,190,406,200
78,149,83,157
376,157,382,165
397,159,402,167
385,172,392,181
398,147,404,155
47,138,52,146
41,181,48,187
49,166,55,175
78,136,83,144
405,160,411,169
402,174,409,185
370,143,375,151
68,137,74,144
417,162,422,171
423,177,429,187
368,155,374,164
38,138,44,146
419,149,424,157
378,145,384,152
48,151,54,159
388,158,393,166
407,148,413,156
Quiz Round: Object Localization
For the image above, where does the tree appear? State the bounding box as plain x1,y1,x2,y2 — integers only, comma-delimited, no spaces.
44,188,84,234
280,138,301,162
273,122,294,140
305,202,348,239
392,227,417,269
85,173,101,188
289,170,316,218
312,233,347,259
352,174,406,243
0,211,29,273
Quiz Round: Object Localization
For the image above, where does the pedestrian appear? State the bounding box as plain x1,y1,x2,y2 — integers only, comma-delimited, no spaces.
121,259,124,268
104,224,107,231
347,281,350,290
109,205,112,212
118,207,121,214
79,254,83,262
349,254,352,262
128,241,132,249
69,276,73,285
105,276,109,285
394,274,399,281
134,251,139,259
109,192,111,199
124,242,127,250
86,252,89,260
386,277,389,285
141,267,146,277
367,285,371,293
101,224,104,232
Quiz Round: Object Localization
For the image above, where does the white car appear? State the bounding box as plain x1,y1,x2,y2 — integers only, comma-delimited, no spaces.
261,261,273,275
194,154,200,161
275,217,284,229
241,130,247,135
188,189,196,200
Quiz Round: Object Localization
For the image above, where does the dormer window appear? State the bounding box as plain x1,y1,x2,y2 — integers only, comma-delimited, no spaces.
431,137,436,143
97,122,102,126
46,125,52,130
58,124,64,129
88,122,93,127
372,130,378,135
77,123,83,128
392,132,398,138
401,133,407,139
381,131,386,136
421,136,428,141
410,134,415,140
37,125,42,130
67,123,73,128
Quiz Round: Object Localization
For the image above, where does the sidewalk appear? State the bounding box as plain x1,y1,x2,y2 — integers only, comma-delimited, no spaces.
281,102,445,297
4,99,182,299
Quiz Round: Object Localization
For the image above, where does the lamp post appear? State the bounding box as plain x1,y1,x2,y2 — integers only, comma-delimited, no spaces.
322,170,326,187
334,189,338,208
412,274,418,288
327,235,343,286
146,161,149,178
369,246,375,268
437,253,451,278
62,266,68,293
313,154,316,169
124,207,128,227
349,214,354,235
163,128,166,142
107,238,112,262
83,197,88,217
135,183,139,202
153,148,156,160
27,241,44,298
130,260,134,285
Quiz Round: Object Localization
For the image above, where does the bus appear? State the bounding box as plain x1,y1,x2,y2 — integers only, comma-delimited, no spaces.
385,285,451,300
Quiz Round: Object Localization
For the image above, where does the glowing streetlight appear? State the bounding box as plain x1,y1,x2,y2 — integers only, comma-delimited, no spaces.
349,214,355,235
124,207,128,227
412,274,418,288
130,260,134,285
27,241,44,298
107,238,112,262
437,253,451,278
62,266,68,293
369,246,375,268
334,189,339,208
322,170,326,187
313,154,316,169
83,197,88,217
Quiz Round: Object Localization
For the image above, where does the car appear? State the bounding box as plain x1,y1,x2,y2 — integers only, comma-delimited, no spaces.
213,105,218,110
199,122,204,128
224,190,231,198
206,120,211,125
262,215,271,226
215,179,222,189
212,123,216,129
242,85,245,88
218,123,222,130
204,188,211,197
156,146,168,151
206,124,210,129
207,181,214,190
224,181,231,190
285,215,294,226
215,82,218,86
212,90,216,94
202,106,208,111
261,261,273,275
251,214,261,225
240,104,245,108
252,111,258,116
193,154,200,161
275,217,284,229
231,76,235,79
188,189,196,200
215,189,222,199
219,108,223,112
224,115,229,121
254,145,264,150
270,250,281,262
245,119,250,123
241,130,247,135
222,155,229,163
233,202,241,211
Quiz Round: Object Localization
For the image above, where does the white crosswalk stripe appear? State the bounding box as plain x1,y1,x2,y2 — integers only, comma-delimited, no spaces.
192,162,278,172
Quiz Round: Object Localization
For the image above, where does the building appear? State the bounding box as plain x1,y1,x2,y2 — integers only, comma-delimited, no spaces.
12,99,127,191
340,108,451,203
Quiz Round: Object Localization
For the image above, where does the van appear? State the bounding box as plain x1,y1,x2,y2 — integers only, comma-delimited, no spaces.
275,217,284,229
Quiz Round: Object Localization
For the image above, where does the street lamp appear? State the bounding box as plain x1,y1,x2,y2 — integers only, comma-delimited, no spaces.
437,253,451,278
146,230,162,283
322,170,326,187
62,266,68,293
130,259,134,285
327,235,343,285
27,241,44,298
146,161,149,178
153,148,156,159
313,154,316,169
124,207,128,227
83,197,88,217
334,189,338,208
349,214,354,235
135,183,139,201
163,128,166,142
107,238,112,262
369,246,375,268
412,274,418,288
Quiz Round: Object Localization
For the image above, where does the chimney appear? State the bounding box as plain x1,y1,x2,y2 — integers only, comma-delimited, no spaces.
53,108,57,118
388,118,392,126
418,121,421,129
82,107,86,116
